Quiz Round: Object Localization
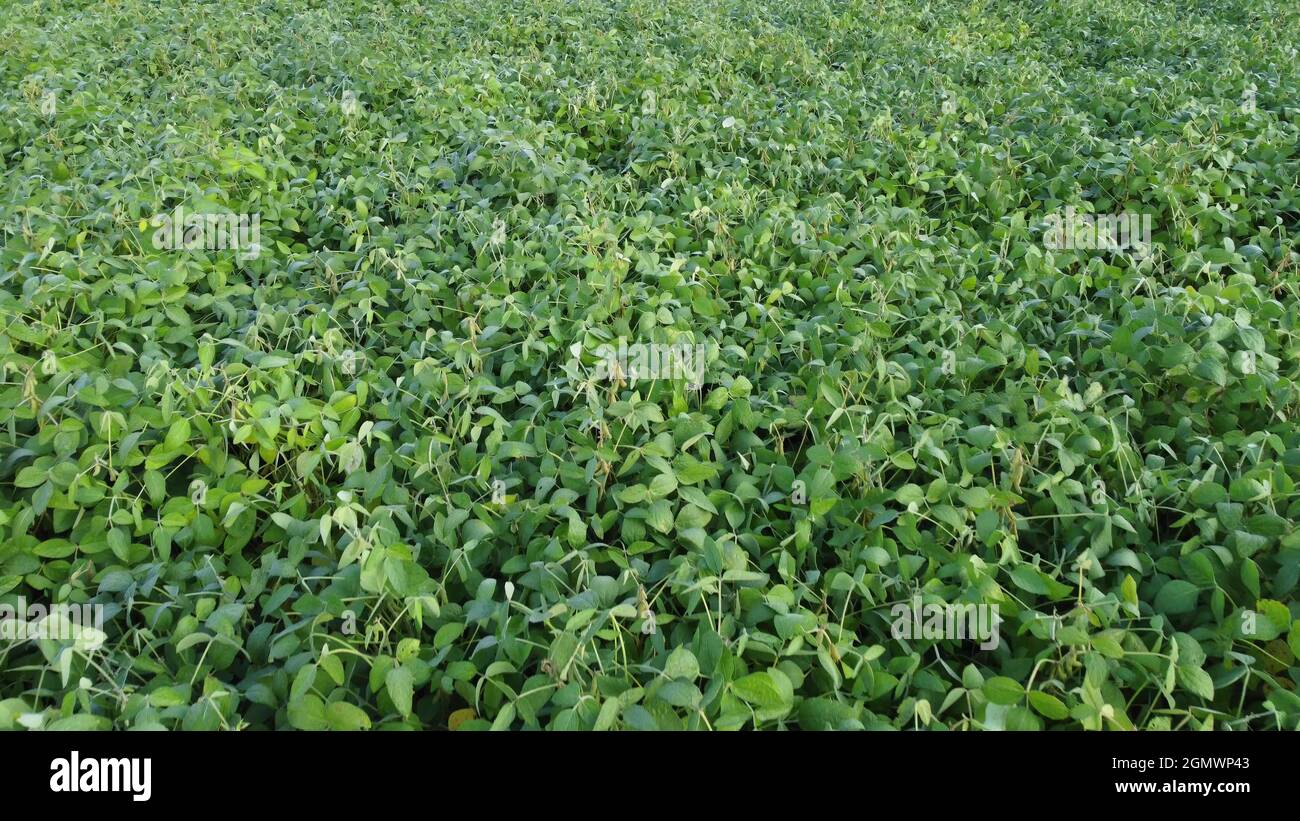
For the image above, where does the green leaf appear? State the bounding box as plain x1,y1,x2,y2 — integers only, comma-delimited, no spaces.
287,695,329,730
386,666,414,719
1027,691,1069,720
797,697,858,730
1154,580,1200,615
434,622,465,649
1176,665,1215,701
983,676,1025,705
326,701,372,731
663,647,699,680
731,671,793,714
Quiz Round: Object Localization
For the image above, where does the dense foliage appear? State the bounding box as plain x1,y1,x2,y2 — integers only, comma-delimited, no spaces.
2,0,1300,730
